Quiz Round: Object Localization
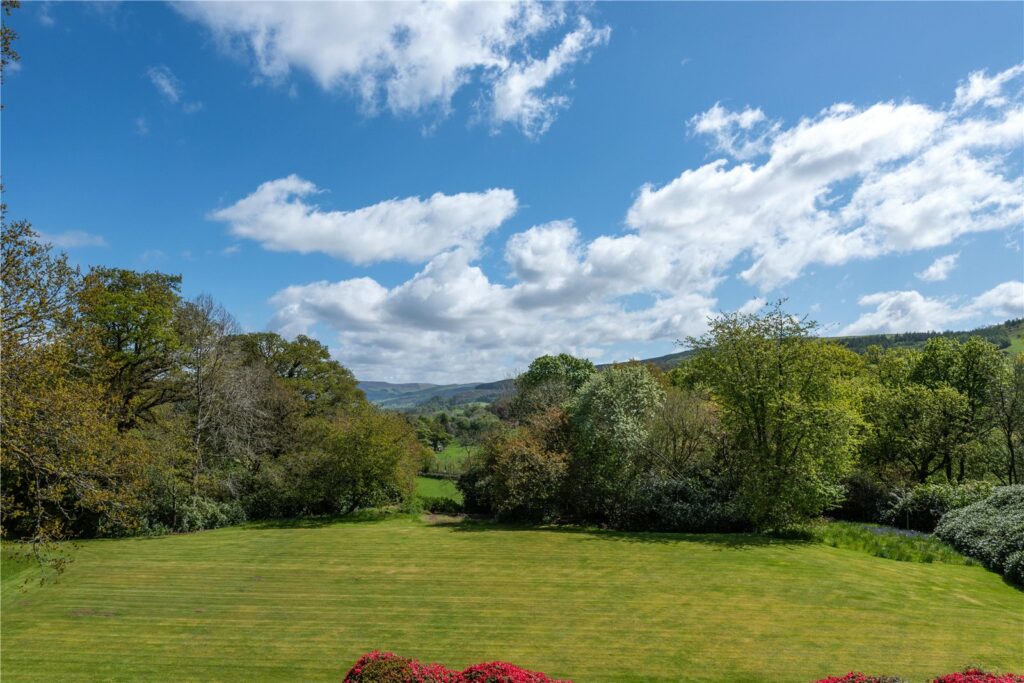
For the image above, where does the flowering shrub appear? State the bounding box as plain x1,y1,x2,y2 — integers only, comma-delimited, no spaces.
931,670,1024,683
814,674,905,683
343,652,568,683
461,661,569,683
813,671,1023,683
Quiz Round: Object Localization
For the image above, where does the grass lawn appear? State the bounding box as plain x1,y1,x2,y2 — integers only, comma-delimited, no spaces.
437,442,476,465
2,516,1022,682
415,476,463,503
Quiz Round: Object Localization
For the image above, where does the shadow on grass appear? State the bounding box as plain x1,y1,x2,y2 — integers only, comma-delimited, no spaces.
429,516,810,551
242,509,411,530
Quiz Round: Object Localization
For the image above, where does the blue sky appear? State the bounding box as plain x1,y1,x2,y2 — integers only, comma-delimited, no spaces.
5,1,1023,382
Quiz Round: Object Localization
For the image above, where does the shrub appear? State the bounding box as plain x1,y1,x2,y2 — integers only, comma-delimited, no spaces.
614,473,748,533
177,496,246,533
418,496,463,515
931,670,1024,683
833,473,894,524
343,651,460,683
934,485,1024,585
814,674,905,683
882,481,994,533
343,652,568,683
462,661,569,683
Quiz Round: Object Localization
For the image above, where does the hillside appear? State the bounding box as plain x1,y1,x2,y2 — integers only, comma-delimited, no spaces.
361,319,1024,409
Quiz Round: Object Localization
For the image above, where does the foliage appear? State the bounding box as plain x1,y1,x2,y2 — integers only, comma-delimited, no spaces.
934,485,1024,585
881,481,994,533
342,651,568,683
813,675,905,683
682,304,862,530
460,409,570,522
931,671,1024,683
511,353,595,418
806,521,971,565
564,363,665,522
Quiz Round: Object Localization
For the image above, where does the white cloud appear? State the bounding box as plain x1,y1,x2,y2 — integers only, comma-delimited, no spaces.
175,1,608,136
737,297,767,315
840,281,1024,335
490,17,610,138
916,253,959,282
954,64,1024,110
628,64,1024,291
40,230,107,249
250,65,1024,382
691,103,779,159
211,175,518,264
147,66,182,103
134,116,149,136
269,247,715,382
147,65,203,113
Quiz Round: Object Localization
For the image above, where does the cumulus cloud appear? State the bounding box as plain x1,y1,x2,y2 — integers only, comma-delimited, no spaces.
211,175,518,264
269,248,715,382
40,231,107,249
253,65,1023,381
840,281,1024,335
916,253,959,282
490,17,610,137
628,64,1024,291
691,103,779,159
954,64,1024,110
175,1,608,137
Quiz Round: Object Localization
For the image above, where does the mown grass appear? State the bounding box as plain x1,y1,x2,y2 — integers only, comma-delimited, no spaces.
415,476,463,503
2,516,1021,682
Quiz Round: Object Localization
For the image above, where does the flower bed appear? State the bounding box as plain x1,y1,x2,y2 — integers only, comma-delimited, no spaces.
814,671,1024,683
343,651,569,683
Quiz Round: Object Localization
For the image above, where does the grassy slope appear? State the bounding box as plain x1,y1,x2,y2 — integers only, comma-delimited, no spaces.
2,518,1022,683
415,476,463,503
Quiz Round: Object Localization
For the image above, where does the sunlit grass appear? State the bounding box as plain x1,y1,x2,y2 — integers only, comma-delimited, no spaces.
2,516,1021,682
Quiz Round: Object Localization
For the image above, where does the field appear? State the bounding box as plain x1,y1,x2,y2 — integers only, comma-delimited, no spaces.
2,516,1022,682
415,476,463,503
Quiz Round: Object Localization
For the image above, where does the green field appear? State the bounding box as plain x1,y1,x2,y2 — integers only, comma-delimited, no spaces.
2,517,1022,682
415,476,463,503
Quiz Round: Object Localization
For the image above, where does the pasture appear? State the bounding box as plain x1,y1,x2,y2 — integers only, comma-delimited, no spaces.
2,516,1022,682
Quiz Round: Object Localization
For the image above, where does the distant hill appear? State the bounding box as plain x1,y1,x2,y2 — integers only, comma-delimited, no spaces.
361,319,1024,409
359,379,513,410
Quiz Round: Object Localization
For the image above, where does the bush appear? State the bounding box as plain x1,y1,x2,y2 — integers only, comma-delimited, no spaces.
814,674,905,683
462,661,568,683
418,496,463,515
935,485,1024,585
177,496,247,533
882,481,994,533
832,473,894,524
342,652,567,683
931,670,1024,683
614,473,748,533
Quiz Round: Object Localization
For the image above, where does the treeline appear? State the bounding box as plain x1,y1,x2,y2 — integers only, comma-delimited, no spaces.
1,213,427,566
834,320,1021,355
460,305,1024,534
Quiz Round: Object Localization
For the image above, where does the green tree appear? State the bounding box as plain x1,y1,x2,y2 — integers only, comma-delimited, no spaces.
566,363,665,522
75,267,183,432
682,304,862,530
234,332,364,417
989,354,1024,484
1,217,141,572
512,353,595,418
